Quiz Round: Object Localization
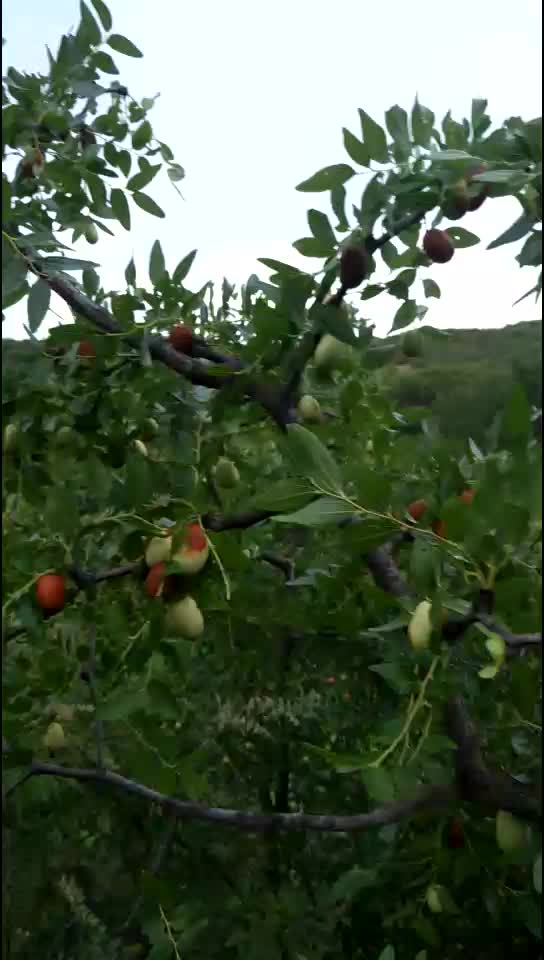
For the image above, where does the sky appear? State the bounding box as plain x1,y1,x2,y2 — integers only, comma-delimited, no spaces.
2,0,543,340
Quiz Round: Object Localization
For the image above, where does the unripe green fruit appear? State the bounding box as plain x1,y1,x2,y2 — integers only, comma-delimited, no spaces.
43,722,66,750
145,535,172,567
167,596,205,639
496,810,527,853
314,334,351,373
133,439,148,457
85,223,99,244
298,395,321,422
142,417,159,440
425,884,443,914
408,600,433,650
56,426,75,446
401,331,423,359
3,423,18,454
214,457,240,489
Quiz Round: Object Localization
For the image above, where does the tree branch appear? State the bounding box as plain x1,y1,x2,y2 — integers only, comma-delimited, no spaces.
4,760,454,832
30,258,290,428
446,696,541,820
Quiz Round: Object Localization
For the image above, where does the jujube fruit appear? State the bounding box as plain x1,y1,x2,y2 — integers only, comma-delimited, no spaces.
314,334,351,373
423,229,454,264
166,596,205,639
441,179,470,220
214,457,240,489
141,418,159,440
458,488,475,505
298,395,321,422
3,423,18,454
172,522,209,575
84,223,98,244
169,324,193,354
467,164,489,212
145,534,172,567
432,519,447,538
496,810,527,853
43,722,66,751
145,562,166,598
408,600,433,651
425,884,444,914
133,439,148,457
408,498,428,522
77,340,96,359
446,817,465,850
36,574,66,613
339,244,369,290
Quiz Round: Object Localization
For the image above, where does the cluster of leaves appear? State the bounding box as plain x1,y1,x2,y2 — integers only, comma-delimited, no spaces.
2,3,542,958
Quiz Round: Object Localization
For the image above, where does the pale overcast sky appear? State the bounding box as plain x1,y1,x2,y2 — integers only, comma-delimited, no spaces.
2,0,542,339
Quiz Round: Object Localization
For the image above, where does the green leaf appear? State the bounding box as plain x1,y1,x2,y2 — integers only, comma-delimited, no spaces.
359,109,389,163
487,214,533,250
273,496,356,527
283,423,344,494
93,50,119,74
517,232,542,267
307,209,337,247
411,98,435,147
445,227,480,248
79,1,101,46
361,284,385,300
534,853,542,894
331,184,350,232
258,258,305,277
107,33,143,57
125,257,136,286
247,479,314,513
40,256,99,272
173,249,197,284
378,948,395,960
296,164,355,193
149,239,166,286
133,192,165,217
311,302,358,346
167,163,185,183
429,149,474,161
391,299,417,331
117,150,131,176
385,105,410,160
110,188,131,230
328,867,377,905
293,237,333,258
127,162,161,191
132,120,152,150
423,278,441,298
27,279,50,333
342,128,370,166
361,767,395,803
471,98,489,136
90,0,112,30
473,169,519,183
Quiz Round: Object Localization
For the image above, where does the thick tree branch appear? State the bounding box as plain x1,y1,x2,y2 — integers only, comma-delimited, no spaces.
446,696,541,820
4,760,453,832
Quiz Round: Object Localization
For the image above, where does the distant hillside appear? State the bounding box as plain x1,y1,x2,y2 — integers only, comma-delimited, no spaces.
2,320,542,443
384,320,542,442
